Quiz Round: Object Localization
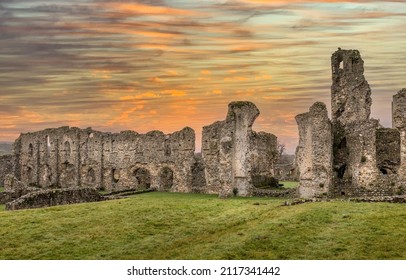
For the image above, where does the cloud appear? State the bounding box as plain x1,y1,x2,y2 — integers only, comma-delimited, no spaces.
0,0,404,154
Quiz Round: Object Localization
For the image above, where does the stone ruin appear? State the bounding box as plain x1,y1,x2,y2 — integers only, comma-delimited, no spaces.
1,48,405,209
1,101,279,209
296,48,406,198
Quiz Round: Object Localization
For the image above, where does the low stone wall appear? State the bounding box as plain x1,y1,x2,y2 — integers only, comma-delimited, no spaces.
6,187,104,210
0,191,25,204
330,175,405,198
252,187,297,198
349,196,406,203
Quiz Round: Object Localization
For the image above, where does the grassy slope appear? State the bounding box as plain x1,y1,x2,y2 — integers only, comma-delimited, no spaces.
0,192,406,260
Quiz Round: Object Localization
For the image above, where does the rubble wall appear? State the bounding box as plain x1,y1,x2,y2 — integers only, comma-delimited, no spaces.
295,102,333,198
393,88,406,178
202,101,278,197
13,126,195,192
376,128,400,175
0,155,13,187
5,187,104,210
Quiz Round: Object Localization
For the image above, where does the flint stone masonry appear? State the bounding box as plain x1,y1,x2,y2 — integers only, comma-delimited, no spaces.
295,102,332,198
202,101,278,197
13,126,195,192
0,155,13,187
296,49,405,198
392,88,406,177
5,187,104,210
376,128,400,175
331,49,372,125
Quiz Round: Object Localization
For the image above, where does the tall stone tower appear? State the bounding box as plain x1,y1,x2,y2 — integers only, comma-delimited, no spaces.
330,49,379,190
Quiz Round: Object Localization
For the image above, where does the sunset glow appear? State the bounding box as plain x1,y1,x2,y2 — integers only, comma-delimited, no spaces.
0,0,405,153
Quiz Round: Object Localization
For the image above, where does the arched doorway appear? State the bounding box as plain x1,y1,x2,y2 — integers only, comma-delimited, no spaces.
159,167,174,191
133,168,151,189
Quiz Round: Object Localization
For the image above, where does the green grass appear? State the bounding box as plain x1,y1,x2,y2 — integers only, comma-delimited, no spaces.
0,192,406,259
279,181,299,188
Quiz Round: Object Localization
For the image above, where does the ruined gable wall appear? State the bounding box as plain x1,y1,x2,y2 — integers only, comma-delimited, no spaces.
14,126,195,192
202,101,278,197
295,102,332,198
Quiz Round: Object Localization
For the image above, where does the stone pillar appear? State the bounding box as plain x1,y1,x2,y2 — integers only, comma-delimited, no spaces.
227,102,259,196
393,88,406,177
295,102,333,198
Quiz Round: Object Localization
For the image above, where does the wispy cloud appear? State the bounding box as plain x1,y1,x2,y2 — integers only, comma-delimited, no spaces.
0,0,405,153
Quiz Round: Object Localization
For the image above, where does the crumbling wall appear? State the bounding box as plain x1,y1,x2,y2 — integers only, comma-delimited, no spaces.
202,101,278,197
345,119,380,187
331,49,372,125
0,155,13,187
329,49,381,195
5,187,104,210
250,131,278,187
376,128,400,175
295,49,405,199
191,153,207,193
295,102,333,198
393,88,406,178
13,126,195,193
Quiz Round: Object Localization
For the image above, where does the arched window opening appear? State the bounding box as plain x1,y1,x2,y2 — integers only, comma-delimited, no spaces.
64,141,71,157
28,143,34,157
133,168,151,189
159,167,174,191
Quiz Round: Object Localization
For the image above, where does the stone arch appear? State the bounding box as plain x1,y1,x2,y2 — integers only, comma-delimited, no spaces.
112,168,120,183
40,164,52,187
46,135,51,154
26,166,34,185
28,143,34,157
159,167,174,191
133,167,151,189
64,141,71,157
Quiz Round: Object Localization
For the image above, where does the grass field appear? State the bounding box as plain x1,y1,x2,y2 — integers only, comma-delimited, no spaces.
0,192,406,260
279,181,299,188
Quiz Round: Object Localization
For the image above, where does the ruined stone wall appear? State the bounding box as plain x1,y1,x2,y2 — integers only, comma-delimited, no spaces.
376,128,400,175
330,49,382,195
331,49,372,125
202,101,278,197
392,88,406,178
5,187,104,210
0,154,13,187
295,102,333,198
13,126,195,192
295,49,405,199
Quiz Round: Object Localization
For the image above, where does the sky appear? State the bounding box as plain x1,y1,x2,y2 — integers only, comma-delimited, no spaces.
0,0,405,153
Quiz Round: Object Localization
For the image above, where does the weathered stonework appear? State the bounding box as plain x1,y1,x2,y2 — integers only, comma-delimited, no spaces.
5,187,104,210
392,88,406,178
0,155,13,187
5,101,278,207
296,49,405,198
13,126,195,193
295,102,332,198
202,101,278,197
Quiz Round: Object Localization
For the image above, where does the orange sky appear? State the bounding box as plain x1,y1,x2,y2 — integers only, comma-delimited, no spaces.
0,0,405,153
